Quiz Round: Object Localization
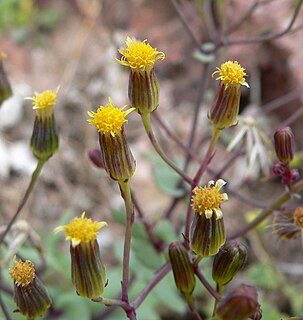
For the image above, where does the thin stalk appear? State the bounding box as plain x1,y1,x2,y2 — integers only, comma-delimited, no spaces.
0,272,11,320
141,113,193,185
92,297,130,309
193,128,221,186
184,186,194,249
193,255,203,267
0,292,11,320
132,262,171,309
187,296,202,320
118,180,134,304
228,179,303,240
215,0,303,49
212,283,223,316
0,158,46,246
194,267,221,301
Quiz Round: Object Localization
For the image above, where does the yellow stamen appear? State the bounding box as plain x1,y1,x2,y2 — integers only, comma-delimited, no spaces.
191,179,228,219
212,61,249,89
116,36,165,72
88,97,135,136
10,257,36,287
54,212,108,247
25,88,59,110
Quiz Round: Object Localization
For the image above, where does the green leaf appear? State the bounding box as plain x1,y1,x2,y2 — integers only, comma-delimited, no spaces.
55,292,92,320
132,221,149,240
152,272,186,314
132,235,165,270
247,263,279,290
261,301,286,320
153,164,184,197
112,208,126,225
154,220,178,243
193,49,215,63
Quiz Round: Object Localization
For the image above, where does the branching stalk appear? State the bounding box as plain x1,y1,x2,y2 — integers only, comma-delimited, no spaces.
0,158,46,246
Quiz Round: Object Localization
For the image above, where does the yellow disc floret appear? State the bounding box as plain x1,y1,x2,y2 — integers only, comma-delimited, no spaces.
10,257,36,287
88,97,135,136
212,61,249,89
116,36,165,72
294,207,303,229
54,212,108,247
26,88,58,110
191,179,228,219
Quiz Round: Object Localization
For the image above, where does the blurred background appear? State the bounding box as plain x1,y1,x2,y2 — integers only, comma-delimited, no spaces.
1,0,303,319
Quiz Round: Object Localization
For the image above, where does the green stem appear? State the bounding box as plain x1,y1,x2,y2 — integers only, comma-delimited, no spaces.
92,297,130,309
0,158,46,246
193,255,203,267
118,180,134,305
212,283,223,316
185,293,202,320
193,128,221,186
141,113,193,185
228,179,303,240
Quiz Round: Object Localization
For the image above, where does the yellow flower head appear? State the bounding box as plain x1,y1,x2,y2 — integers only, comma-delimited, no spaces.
54,212,108,247
191,179,228,219
212,61,249,89
116,36,165,72
88,97,135,136
26,88,58,110
10,257,36,287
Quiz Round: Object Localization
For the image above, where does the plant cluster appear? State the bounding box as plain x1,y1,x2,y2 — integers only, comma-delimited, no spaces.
1,1,303,319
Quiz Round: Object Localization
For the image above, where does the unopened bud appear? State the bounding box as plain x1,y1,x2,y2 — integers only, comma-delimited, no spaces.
88,148,104,168
274,127,294,165
169,242,196,298
216,284,260,320
212,240,247,286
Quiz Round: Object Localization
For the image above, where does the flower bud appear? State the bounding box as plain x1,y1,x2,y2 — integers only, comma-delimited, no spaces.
128,67,159,114
88,97,136,183
88,148,104,168
274,127,294,165
0,52,12,106
54,212,108,299
169,242,196,298
216,284,260,320
209,61,249,130
190,211,226,257
70,240,107,299
98,128,136,182
212,240,248,286
10,257,52,319
26,89,59,160
116,37,165,115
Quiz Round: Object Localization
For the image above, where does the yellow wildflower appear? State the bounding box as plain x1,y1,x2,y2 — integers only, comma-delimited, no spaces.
116,36,165,73
191,179,228,219
88,97,135,137
212,61,249,89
